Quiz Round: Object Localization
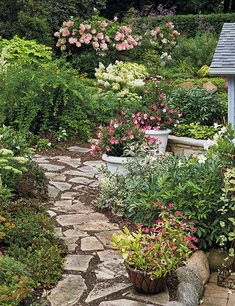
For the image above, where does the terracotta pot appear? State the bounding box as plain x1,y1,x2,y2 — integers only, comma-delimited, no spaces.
125,263,168,294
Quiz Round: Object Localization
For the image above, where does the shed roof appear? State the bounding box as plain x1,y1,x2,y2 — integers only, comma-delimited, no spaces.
210,23,235,75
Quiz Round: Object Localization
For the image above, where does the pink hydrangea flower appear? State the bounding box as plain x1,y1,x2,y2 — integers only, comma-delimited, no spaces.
79,24,86,32
97,32,104,40
62,28,70,36
69,37,77,44
100,21,108,28
92,41,99,49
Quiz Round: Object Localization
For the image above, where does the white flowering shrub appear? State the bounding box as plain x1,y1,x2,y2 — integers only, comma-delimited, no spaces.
95,61,148,98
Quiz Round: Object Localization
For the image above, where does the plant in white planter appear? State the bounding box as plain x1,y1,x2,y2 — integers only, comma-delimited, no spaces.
133,93,182,153
90,118,156,175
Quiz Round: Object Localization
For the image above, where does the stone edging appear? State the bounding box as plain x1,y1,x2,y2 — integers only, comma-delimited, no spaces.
168,136,207,156
166,251,210,306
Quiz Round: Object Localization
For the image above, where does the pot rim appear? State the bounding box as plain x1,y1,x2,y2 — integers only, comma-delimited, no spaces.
145,129,171,135
102,154,133,163
125,262,169,279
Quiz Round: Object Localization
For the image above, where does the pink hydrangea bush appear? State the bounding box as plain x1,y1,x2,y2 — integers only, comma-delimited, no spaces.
55,16,142,53
145,21,180,64
132,93,182,130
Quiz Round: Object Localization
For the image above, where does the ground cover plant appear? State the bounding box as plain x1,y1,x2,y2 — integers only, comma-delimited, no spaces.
0,128,65,305
97,126,235,251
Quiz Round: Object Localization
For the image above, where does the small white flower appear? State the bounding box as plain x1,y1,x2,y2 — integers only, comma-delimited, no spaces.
213,122,219,129
114,16,118,21
204,139,215,151
132,79,145,87
221,126,227,134
197,154,207,164
113,123,119,128
178,160,183,167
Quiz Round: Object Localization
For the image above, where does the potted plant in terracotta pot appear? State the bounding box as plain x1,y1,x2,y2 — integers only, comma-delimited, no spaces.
132,93,182,154
90,118,157,175
112,211,197,294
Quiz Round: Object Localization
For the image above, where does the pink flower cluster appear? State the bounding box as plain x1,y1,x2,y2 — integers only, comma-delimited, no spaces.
89,119,150,157
55,18,141,52
146,21,180,61
132,94,182,130
114,25,141,51
137,208,198,252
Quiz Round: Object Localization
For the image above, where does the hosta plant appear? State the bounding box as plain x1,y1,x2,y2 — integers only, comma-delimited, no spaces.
112,211,197,279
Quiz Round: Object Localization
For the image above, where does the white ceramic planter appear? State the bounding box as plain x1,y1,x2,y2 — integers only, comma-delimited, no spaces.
145,129,171,154
102,154,133,175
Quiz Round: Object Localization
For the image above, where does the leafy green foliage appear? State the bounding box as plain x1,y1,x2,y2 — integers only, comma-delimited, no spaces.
172,33,218,69
8,242,64,288
0,256,33,306
98,153,232,250
0,199,66,289
0,125,33,157
219,167,235,255
169,87,226,125
0,36,52,66
0,61,99,139
173,122,217,140
0,0,107,45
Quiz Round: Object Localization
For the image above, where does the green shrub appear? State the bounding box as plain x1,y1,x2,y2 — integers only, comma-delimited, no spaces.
169,87,226,125
16,163,48,200
0,61,98,138
97,153,232,250
7,241,64,288
173,122,217,140
0,148,28,192
172,33,218,69
0,125,33,157
0,199,66,289
0,36,52,66
0,256,33,306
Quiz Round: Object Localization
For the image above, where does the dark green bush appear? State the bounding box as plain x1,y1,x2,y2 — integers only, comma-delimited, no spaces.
0,0,107,45
16,163,48,200
0,61,98,139
7,241,64,288
0,256,33,306
169,87,227,125
172,33,218,69
0,199,66,289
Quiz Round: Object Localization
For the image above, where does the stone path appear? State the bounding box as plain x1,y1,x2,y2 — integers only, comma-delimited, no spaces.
202,273,235,306
34,146,169,306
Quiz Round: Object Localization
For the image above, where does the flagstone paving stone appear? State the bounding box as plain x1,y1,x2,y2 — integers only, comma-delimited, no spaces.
64,254,93,272
85,282,132,303
47,274,87,306
81,236,104,251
